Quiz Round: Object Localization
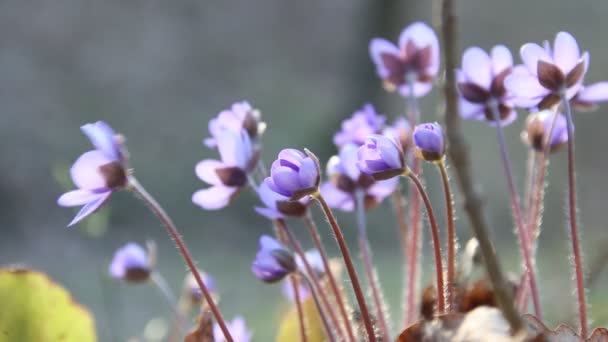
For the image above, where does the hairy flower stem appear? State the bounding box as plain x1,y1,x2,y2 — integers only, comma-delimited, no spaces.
405,76,423,326
275,220,308,342
404,170,446,314
355,191,390,341
314,193,377,342
488,101,542,319
437,161,456,311
128,177,233,342
390,188,410,322
278,219,338,342
301,273,336,342
561,94,588,338
302,215,355,341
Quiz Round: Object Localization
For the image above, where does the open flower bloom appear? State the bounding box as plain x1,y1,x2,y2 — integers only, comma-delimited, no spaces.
251,235,296,283
58,121,127,227
214,316,253,342
413,122,446,162
522,110,569,153
357,135,405,181
505,32,589,109
457,45,517,125
255,149,319,219
383,117,412,153
369,22,440,97
322,143,397,211
204,101,265,148
193,129,258,210
109,243,151,283
333,103,385,147
571,81,608,111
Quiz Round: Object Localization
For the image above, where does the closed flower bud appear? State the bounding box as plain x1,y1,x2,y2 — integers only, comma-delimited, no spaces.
251,235,296,283
413,122,445,162
522,110,568,153
356,135,405,180
109,243,151,283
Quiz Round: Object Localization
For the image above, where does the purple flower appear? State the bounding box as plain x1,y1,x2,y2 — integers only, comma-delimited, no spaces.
193,129,258,210
204,101,265,148
333,104,385,147
505,32,588,109
356,135,405,180
369,22,440,97
322,144,398,211
571,81,608,111
109,243,151,283
213,316,253,342
383,117,412,153
58,121,127,227
251,235,296,283
457,45,517,125
255,149,319,219
183,270,217,305
413,122,446,162
522,110,569,153
281,249,322,303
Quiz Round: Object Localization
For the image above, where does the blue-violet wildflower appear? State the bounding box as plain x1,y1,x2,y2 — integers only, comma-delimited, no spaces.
333,104,385,148
204,101,265,148
413,122,446,162
251,235,296,283
522,110,569,153
357,135,405,180
109,243,151,283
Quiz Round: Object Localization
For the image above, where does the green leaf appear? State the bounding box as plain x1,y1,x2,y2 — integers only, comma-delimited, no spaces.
0,268,97,342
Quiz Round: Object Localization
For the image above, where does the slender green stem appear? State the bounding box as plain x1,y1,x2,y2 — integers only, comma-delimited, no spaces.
404,171,446,314
437,161,456,312
128,177,233,342
279,219,337,342
302,215,355,341
560,93,588,338
355,191,390,341
488,101,542,319
274,219,308,342
314,193,376,342
300,273,335,342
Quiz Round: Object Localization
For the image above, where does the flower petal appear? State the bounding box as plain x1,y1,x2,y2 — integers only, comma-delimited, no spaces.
71,150,114,190
192,186,237,210
459,99,485,120
81,121,120,160
216,129,246,167
398,22,440,75
369,38,400,78
254,206,284,219
338,144,361,181
577,82,608,103
397,81,433,98
67,191,111,227
258,178,289,210
490,45,513,75
504,66,549,108
320,183,353,212
367,178,398,202
297,158,318,189
273,166,301,194
195,160,226,185
553,31,580,73
520,43,552,75
58,189,106,207
462,47,492,89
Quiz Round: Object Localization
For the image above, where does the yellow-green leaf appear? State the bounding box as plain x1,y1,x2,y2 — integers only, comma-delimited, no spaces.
0,268,97,342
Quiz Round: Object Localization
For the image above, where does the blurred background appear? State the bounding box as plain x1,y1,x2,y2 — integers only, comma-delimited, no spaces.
2,0,608,340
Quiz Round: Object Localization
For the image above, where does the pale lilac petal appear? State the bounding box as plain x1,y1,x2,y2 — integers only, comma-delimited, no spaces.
254,206,283,219
462,47,492,88
459,99,485,120
487,109,518,127
70,150,113,190
192,186,237,210
553,31,580,73
297,158,318,189
490,45,513,75
338,144,360,181
376,136,402,169
397,81,433,98
67,192,111,227
273,167,300,194
326,155,341,176
58,189,106,207
81,121,119,160
217,130,248,168
520,43,552,75
398,22,440,75
195,160,226,185
320,183,353,212
504,66,549,107
214,316,252,342
258,179,289,210
368,178,399,202
109,243,149,279
577,82,608,103
369,38,400,78
278,149,306,168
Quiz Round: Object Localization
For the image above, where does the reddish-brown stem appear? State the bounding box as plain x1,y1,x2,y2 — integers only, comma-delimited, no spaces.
488,101,542,319
315,194,377,342
437,161,456,311
275,220,308,342
405,171,446,314
128,177,233,342
355,191,390,341
406,157,422,325
302,214,356,341
561,94,588,338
